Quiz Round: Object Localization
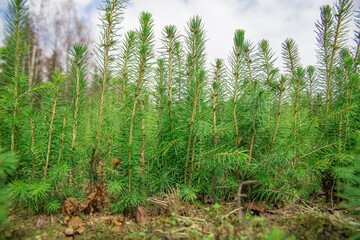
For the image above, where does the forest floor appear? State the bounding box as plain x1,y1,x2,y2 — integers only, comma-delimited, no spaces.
2,199,360,240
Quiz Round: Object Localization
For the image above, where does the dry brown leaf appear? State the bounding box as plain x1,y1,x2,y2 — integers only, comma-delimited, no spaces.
84,216,94,225
62,197,80,215
136,206,148,225
113,217,125,226
64,215,71,225
61,184,109,217
88,193,96,201
111,157,120,167
67,216,83,228
95,216,125,228
244,201,266,213
114,225,124,234
75,226,85,235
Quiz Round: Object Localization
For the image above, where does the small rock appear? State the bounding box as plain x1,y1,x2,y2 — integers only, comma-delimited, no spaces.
64,228,74,236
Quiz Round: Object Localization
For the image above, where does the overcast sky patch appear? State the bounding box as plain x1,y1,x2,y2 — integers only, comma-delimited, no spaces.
0,0,359,68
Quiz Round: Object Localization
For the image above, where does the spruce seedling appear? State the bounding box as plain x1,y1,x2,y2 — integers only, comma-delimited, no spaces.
257,40,278,90
67,43,89,184
44,71,64,180
94,0,126,156
128,12,155,190
306,66,316,116
118,30,136,105
183,16,207,184
211,59,225,147
228,29,245,148
270,75,287,149
2,0,29,151
163,25,180,136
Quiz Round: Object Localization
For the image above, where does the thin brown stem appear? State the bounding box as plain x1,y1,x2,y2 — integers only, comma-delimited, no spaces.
271,77,286,149
57,112,67,164
233,45,242,148
184,75,203,184
248,92,261,163
167,34,175,136
140,98,146,171
44,73,63,180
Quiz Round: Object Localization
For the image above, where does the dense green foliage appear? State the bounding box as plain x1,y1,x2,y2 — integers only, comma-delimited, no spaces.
0,0,359,218
0,149,18,223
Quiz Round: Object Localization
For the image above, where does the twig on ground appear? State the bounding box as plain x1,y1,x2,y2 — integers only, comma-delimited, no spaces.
226,208,241,217
178,216,206,222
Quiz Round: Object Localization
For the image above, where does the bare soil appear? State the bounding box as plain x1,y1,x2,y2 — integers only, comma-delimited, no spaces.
1,201,359,240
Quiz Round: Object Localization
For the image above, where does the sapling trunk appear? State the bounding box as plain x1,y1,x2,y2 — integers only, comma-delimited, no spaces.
44,72,64,180
292,69,303,166
68,43,88,185
230,30,245,148
5,0,29,151
184,71,204,184
339,64,350,152
183,16,207,184
30,113,36,180
94,0,125,160
211,59,222,147
96,1,119,139
271,76,286,149
343,36,359,147
119,30,136,105
258,40,278,90
244,43,254,85
232,52,240,148
188,135,197,186
257,40,279,130
57,111,67,164
292,68,304,140
306,66,315,116
344,66,356,148
248,91,262,163
155,59,166,139
282,39,301,138
165,26,176,136
325,0,352,116
282,39,300,79
282,39,302,167
140,98,146,170
315,1,353,135
128,12,154,191
174,41,184,102
128,63,143,189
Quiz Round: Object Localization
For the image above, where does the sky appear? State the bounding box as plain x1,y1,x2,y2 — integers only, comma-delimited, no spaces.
0,0,359,68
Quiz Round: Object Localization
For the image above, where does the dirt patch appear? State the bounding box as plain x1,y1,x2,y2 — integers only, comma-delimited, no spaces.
1,202,359,239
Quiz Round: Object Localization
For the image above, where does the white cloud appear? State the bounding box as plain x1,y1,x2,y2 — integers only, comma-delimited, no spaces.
74,0,94,8
0,0,7,9
116,0,344,67
0,17,3,45
1,0,359,67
